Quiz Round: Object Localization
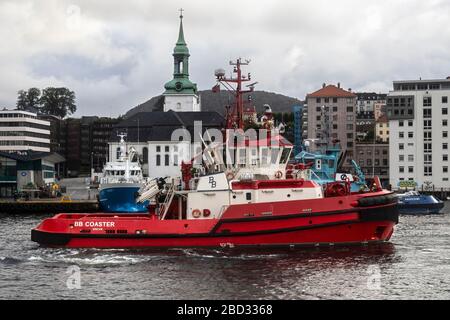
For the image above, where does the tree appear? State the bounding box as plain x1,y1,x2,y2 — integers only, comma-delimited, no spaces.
16,88,41,111
39,87,76,118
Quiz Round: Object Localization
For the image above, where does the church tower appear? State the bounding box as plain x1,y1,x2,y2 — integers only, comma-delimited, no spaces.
163,10,201,112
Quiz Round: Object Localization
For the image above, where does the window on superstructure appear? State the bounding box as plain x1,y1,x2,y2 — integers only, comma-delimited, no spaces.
443,96,448,104
156,155,161,166
280,148,291,164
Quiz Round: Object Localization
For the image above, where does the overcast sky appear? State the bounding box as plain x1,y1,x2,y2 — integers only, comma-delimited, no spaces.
0,0,449,117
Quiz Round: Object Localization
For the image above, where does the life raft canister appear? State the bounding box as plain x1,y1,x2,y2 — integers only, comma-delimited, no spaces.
203,209,211,217
192,209,201,218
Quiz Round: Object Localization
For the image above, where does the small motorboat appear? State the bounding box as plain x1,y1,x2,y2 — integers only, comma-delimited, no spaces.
397,191,445,215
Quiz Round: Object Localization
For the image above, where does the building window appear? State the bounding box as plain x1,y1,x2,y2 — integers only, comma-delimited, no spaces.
443,120,448,127
116,147,121,159
424,120,432,129
408,132,413,138
156,145,161,152
156,154,161,166
399,155,404,162
165,146,170,152
316,116,321,121
443,96,448,104
316,107,321,112
444,155,448,162
333,106,338,112
347,142,353,148
316,98,321,103
347,106,353,113
424,131,432,141
424,154,432,162
367,159,372,166
408,155,414,162
143,147,148,164
443,108,448,115
383,159,388,166
444,131,448,138
399,166,405,173
165,154,170,166
408,166,414,173
399,121,404,127
399,132,404,138
408,121,413,127
444,167,449,173
424,143,432,152
444,143,448,150
423,97,432,107
333,98,338,103
424,166,432,176
423,109,432,118
346,124,353,130
324,98,329,103
399,143,404,150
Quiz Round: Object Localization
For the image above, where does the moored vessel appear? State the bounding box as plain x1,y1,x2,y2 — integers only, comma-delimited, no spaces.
97,133,149,213
397,191,444,215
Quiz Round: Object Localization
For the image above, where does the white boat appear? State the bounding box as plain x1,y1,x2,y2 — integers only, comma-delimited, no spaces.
98,133,149,213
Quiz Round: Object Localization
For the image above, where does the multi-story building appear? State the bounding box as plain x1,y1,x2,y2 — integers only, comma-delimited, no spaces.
292,105,303,156
0,109,51,152
356,93,387,117
387,77,450,190
354,143,389,185
306,83,357,169
355,111,375,142
91,117,121,172
376,114,389,143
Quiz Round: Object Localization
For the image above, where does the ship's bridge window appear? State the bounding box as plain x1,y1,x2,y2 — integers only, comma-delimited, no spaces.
270,148,280,164
279,147,291,164
260,148,269,166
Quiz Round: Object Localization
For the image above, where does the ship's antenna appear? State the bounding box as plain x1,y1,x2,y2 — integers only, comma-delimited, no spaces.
213,58,255,129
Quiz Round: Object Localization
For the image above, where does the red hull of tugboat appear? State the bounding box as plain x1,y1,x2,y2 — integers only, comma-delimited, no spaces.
31,191,398,249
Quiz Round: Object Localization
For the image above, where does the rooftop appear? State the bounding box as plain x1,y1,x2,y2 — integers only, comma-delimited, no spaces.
307,84,356,98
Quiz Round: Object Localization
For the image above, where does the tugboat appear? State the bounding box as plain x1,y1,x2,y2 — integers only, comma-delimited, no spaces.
97,133,149,213
397,191,445,215
31,59,398,249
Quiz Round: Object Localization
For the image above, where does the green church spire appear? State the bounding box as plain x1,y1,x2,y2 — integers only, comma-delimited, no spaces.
164,9,197,95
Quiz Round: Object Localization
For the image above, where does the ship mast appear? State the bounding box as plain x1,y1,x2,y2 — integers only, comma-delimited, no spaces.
213,58,257,129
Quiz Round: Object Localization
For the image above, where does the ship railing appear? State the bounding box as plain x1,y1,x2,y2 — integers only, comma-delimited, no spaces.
160,180,176,220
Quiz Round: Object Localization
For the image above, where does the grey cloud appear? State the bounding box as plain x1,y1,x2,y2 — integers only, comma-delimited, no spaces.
0,0,449,116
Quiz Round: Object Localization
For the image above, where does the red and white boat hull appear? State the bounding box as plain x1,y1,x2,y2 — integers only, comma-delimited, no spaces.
31,191,398,248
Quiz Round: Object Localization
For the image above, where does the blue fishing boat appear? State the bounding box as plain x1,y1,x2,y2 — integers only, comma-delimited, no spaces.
397,191,445,215
98,133,149,213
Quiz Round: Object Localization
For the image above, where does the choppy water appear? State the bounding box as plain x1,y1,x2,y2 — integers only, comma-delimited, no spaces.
1,204,450,300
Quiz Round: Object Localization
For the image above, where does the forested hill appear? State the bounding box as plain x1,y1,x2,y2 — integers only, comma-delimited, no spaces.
124,90,303,118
